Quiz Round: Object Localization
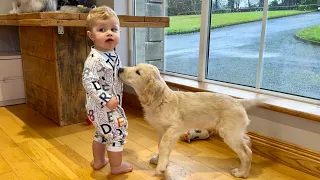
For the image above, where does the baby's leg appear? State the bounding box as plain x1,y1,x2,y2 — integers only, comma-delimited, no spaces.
87,107,110,170
107,111,132,174
107,146,132,174
91,132,109,170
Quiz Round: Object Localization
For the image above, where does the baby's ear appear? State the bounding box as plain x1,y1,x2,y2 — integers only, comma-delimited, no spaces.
87,31,94,41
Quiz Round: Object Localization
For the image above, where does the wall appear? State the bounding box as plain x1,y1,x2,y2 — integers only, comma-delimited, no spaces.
93,0,114,7
0,0,12,14
248,107,320,151
135,0,164,70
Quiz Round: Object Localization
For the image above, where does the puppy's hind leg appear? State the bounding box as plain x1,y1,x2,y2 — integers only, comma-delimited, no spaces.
155,126,180,175
243,133,252,148
221,130,252,178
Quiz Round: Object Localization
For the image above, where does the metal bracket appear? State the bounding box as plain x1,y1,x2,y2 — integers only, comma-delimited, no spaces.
58,26,64,35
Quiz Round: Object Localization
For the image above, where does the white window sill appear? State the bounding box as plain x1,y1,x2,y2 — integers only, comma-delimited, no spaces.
161,74,320,122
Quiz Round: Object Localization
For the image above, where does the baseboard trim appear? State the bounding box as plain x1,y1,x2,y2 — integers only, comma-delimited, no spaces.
122,92,320,178
248,131,320,178
0,98,26,107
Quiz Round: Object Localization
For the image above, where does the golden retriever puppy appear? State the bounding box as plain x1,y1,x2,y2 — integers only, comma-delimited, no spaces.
119,63,263,178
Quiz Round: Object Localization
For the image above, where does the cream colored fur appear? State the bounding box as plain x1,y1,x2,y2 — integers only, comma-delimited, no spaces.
9,0,57,14
119,63,264,178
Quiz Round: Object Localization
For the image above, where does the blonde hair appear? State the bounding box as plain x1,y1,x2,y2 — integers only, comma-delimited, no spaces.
87,5,118,30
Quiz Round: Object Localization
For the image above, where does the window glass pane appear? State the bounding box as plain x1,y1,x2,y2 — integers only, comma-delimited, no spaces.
134,0,201,76
206,1,265,87
165,0,201,76
261,1,320,99
164,0,201,76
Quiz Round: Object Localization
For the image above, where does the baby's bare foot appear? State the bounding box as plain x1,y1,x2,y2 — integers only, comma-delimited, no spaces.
91,157,109,170
111,162,133,174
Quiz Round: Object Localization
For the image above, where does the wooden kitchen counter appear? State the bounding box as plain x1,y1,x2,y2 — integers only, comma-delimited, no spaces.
0,12,169,28
0,12,169,126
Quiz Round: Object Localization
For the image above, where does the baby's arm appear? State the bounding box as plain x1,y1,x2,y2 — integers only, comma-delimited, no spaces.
82,58,116,109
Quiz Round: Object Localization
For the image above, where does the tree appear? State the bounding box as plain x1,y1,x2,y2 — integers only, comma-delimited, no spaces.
270,0,279,6
235,0,241,9
228,0,235,9
213,0,219,10
259,0,264,7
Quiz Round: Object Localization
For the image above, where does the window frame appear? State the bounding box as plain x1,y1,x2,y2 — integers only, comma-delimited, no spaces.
129,0,320,106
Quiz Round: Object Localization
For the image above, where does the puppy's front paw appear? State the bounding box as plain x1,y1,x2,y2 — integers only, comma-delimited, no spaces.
231,168,249,178
154,162,168,176
155,166,165,176
149,154,159,165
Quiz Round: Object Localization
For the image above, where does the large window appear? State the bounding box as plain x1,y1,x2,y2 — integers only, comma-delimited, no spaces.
260,0,320,99
133,0,320,100
164,0,201,76
133,0,201,76
207,2,264,87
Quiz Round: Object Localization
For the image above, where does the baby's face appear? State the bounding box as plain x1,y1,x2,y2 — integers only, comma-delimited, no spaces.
88,17,120,51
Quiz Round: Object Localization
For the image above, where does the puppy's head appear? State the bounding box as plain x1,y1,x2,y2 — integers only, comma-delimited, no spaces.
119,63,164,105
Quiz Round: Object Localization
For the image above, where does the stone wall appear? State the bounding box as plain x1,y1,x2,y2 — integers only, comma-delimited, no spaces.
135,0,164,70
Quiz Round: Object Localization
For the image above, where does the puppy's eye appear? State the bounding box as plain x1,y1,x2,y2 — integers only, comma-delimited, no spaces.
136,70,140,75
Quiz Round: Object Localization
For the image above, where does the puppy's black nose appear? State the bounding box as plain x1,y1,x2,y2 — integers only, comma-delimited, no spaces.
118,68,124,73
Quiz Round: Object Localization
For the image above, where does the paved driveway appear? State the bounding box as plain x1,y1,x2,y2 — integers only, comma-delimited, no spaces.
165,11,320,99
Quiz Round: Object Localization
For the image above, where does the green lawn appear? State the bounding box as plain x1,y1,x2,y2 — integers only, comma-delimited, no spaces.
167,10,314,35
296,25,320,43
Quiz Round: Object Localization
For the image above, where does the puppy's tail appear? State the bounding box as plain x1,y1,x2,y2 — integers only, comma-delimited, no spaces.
238,97,266,110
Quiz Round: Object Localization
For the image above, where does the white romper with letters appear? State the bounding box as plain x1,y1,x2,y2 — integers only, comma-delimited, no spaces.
82,47,128,152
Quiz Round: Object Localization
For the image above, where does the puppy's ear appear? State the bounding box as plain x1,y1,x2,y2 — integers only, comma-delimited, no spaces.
139,77,156,105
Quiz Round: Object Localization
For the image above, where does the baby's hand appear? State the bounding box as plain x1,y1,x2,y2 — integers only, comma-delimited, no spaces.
106,96,119,111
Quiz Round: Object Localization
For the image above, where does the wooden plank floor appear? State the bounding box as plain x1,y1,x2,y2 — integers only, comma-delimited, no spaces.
0,104,318,180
